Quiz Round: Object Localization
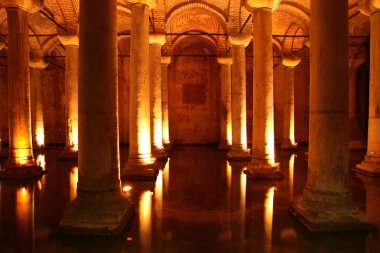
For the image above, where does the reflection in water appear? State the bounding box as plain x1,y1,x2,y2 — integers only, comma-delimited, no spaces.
288,154,295,200
226,161,232,194
70,166,78,201
155,170,163,211
139,191,152,253
16,186,35,251
36,154,46,170
163,158,170,199
240,167,247,240
264,187,275,253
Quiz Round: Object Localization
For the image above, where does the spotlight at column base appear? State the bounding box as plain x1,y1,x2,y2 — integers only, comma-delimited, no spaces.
227,147,251,161
289,188,375,232
58,147,78,161
122,157,158,181
58,189,135,235
245,161,282,180
0,164,44,179
280,142,298,151
163,143,172,151
152,147,168,161
218,142,232,151
354,155,380,177
32,142,45,150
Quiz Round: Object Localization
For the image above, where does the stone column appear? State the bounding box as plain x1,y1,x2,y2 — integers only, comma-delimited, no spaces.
356,1,380,176
280,57,301,150
218,57,233,150
0,1,43,179
58,0,134,235
124,0,157,180
161,56,171,150
245,2,281,179
0,41,6,159
29,55,48,149
227,34,251,161
58,35,79,161
289,0,373,231
149,34,167,160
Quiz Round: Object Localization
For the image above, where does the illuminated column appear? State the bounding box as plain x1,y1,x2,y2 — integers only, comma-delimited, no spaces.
149,34,167,160
29,56,48,149
356,1,380,176
59,0,134,234
280,57,301,150
161,56,171,150
289,0,373,231
124,0,158,180
245,2,281,179
0,1,43,179
218,57,233,150
58,35,79,161
227,34,251,161
0,41,6,159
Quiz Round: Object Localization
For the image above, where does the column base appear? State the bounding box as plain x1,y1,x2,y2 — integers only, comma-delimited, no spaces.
152,147,168,161
218,142,232,151
163,143,172,151
33,142,46,150
354,155,380,177
280,142,298,151
245,159,283,180
0,164,44,180
58,189,135,235
289,188,375,231
122,156,158,181
227,147,251,161
58,148,78,161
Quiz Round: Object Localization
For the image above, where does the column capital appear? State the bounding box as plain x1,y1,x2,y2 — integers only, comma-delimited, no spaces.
0,0,43,13
217,57,233,65
358,0,380,16
161,56,171,65
29,54,48,69
126,0,157,9
282,57,301,68
149,33,166,46
243,0,281,12
228,34,252,47
58,34,79,47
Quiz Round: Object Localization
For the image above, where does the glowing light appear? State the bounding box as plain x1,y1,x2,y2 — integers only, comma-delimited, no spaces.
240,168,247,208
266,126,276,165
36,154,46,170
226,161,232,192
122,185,132,192
127,237,133,241
139,190,152,253
16,187,31,232
241,117,247,150
154,170,163,209
289,154,295,200
72,120,79,151
264,186,275,252
37,181,42,191
153,120,164,150
163,159,170,198
35,131,44,147
70,166,78,201
227,118,232,146
14,147,31,165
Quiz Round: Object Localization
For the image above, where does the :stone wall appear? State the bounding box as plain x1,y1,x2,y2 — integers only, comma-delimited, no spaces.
168,37,219,144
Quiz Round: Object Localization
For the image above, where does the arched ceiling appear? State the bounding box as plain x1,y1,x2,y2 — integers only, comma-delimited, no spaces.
0,0,371,57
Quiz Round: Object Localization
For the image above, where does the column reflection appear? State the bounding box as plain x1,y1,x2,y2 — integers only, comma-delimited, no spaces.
139,190,152,253
70,166,78,201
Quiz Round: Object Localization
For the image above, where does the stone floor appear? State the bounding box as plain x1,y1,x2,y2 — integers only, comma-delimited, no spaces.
0,145,379,253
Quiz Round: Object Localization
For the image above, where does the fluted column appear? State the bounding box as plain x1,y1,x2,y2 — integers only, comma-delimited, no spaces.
289,0,373,231
0,0,43,179
244,2,281,179
356,0,380,176
218,57,233,150
58,0,134,235
124,0,158,180
58,35,79,161
226,34,251,161
161,56,171,150
149,34,167,160
29,55,48,149
280,57,301,150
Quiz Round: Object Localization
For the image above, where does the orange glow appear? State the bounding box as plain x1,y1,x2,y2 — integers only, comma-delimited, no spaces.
289,154,295,199
240,168,247,208
36,154,46,170
14,147,31,165
227,119,232,146
70,166,78,201
139,191,152,253
289,108,296,146
16,187,31,230
163,159,170,198
266,125,276,165
72,119,79,151
37,180,42,191
138,120,153,165
153,121,164,150
122,185,132,192
35,130,44,147
241,117,248,150
264,186,275,250
226,161,232,192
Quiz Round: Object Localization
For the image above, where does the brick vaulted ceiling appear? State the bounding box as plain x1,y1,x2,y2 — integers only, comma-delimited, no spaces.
0,0,371,57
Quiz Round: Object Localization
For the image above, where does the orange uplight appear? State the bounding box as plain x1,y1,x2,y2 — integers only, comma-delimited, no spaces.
154,170,163,209
266,125,276,165
37,180,42,191
70,166,78,201
240,168,247,208
35,130,44,147
163,159,170,197
226,161,232,192
16,187,31,231
139,190,152,252
36,154,46,170
227,119,232,146
123,185,132,192
241,117,248,150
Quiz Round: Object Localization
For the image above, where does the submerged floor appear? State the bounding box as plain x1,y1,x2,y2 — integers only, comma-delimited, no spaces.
0,146,379,253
